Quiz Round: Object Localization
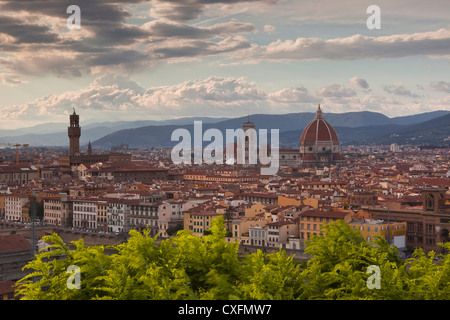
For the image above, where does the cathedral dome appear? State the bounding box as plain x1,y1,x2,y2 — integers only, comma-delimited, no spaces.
299,105,344,167
300,105,339,146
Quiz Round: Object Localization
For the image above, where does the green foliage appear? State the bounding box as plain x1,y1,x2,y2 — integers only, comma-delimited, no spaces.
16,217,450,300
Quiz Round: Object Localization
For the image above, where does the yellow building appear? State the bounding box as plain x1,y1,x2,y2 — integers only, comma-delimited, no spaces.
303,197,319,209
277,195,301,207
184,211,219,236
350,219,407,245
244,202,267,219
296,209,352,240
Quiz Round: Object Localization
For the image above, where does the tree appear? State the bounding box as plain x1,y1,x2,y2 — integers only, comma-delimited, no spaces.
16,217,450,300
299,220,407,299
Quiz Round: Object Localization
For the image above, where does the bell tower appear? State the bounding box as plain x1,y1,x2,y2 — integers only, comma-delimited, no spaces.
422,188,446,213
68,108,81,157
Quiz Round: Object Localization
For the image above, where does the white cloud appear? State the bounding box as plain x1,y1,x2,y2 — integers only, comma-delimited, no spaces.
430,81,450,93
268,87,318,104
246,28,450,61
263,25,276,34
317,84,357,98
0,74,448,129
382,83,421,98
349,77,369,89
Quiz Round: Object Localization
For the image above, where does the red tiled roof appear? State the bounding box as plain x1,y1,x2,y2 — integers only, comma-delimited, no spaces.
300,119,339,145
299,209,350,219
0,234,31,254
0,281,15,295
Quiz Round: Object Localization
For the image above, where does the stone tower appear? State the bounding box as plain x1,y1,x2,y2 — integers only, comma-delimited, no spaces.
68,108,81,157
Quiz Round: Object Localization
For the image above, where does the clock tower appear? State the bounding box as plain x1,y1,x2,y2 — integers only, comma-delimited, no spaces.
68,108,81,157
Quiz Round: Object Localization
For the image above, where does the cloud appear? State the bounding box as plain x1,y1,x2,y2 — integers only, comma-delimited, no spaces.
150,0,278,22
247,28,450,61
1,75,448,129
0,15,60,44
430,81,450,93
382,83,420,98
263,25,276,34
317,84,357,98
0,0,263,83
268,87,318,104
348,77,369,89
143,20,255,39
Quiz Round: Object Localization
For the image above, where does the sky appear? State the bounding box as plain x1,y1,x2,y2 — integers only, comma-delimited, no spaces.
0,0,449,129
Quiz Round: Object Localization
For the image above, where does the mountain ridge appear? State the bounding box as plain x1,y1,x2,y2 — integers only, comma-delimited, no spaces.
0,110,448,147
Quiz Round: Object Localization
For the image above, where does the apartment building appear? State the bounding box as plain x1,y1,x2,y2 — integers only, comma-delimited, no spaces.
97,201,108,232
184,210,219,236
266,221,299,248
43,196,72,227
4,194,28,222
107,199,131,234
349,219,407,249
249,225,267,246
73,199,98,231
296,209,352,240
129,201,159,234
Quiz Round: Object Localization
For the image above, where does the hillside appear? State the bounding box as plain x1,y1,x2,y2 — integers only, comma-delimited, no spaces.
93,111,450,148
0,110,448,147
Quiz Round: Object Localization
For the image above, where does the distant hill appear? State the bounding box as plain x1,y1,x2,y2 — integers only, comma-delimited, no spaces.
0,110,448,147
93,111,450,148
369,113,450,146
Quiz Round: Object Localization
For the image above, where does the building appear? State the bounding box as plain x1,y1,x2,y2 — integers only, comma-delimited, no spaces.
88,164,168,183
299,105,345,168
349,219,407,249
72,199,98,231
238,192,278,205
129,201,159,235
158,200,191,238
43,195,72,227
0,163,39,184
0,280,16,300
350,191,378,205
249,225,267,246
184,209,219,236
4,194,28,222
0,234,32,281
97,201,108,232
60,110,131,172
241,119,257,167
296,209,352,240
279,149,301,167
107,198,131,234
266,221,299,248
68,109,81,157
369,188,450,253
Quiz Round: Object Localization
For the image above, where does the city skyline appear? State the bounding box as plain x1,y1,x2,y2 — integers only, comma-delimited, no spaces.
0,0,449,129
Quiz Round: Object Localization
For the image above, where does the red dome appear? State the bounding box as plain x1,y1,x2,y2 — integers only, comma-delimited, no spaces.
300,106,339,146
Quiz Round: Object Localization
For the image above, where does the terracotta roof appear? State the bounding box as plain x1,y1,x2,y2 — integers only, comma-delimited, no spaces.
0,281,16,295
299,209,350,219
0,234,31,254
300,109,339,146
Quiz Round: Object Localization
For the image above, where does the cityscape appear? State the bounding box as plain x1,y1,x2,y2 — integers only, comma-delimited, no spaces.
0,0,449,305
